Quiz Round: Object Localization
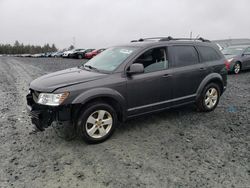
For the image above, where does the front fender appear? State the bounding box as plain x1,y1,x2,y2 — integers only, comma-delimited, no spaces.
72,87,126,115
196,73,223,99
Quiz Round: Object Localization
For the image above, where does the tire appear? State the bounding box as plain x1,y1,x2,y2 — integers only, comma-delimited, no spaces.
78,54,83,59
196,83,221,112
78,102,117,144
233,62,241,74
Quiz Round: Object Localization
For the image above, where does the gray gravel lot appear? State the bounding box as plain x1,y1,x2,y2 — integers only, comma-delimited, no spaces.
0,57,249,188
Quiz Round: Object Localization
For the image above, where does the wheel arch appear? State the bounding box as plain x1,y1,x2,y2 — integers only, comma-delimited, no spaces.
72,88,127,122
196,73,224,100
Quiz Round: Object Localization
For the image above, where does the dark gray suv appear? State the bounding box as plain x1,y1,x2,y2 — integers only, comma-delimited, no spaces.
27,37,227,143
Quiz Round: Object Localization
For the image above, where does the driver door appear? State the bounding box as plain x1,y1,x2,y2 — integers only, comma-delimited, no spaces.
126,47,173,116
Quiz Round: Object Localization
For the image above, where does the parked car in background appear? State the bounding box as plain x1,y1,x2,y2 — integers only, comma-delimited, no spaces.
222,45,250,74
68,49,86,59
31,53,46,58
31,54,42,58
62,50,73,58
63,49,85,58
45,52,52,57
51,51,64,58
85,49,106,59
27,37,227,143
70,49,95,59
213,38,250,49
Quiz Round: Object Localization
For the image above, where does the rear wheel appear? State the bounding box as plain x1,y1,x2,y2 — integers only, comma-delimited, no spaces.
233,62,241,74
196,83,220,112
78,102,117,144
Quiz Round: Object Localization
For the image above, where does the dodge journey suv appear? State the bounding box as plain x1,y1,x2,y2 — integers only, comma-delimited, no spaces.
27,37,227,143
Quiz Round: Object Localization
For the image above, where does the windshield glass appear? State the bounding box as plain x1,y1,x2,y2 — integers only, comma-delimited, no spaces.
222,47,244,56
84,47,138,72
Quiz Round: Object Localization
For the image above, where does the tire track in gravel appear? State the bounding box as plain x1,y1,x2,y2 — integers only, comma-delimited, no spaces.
0,58,17,187
0,57,44,187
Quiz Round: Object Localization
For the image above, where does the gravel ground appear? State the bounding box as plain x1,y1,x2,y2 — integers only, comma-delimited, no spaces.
0,57,249,188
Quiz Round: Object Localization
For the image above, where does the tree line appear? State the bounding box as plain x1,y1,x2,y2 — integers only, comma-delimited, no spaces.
0,40,58,54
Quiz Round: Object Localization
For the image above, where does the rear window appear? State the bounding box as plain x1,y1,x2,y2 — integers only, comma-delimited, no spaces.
171,46,199,67
197,46,221,62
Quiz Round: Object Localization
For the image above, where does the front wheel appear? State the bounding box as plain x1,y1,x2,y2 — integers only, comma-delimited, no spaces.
196,83,221,112
233,62,241,74
78,102,117,144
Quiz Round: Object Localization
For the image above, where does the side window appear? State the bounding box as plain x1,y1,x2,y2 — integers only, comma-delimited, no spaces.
171,46,199,67
197,46,221,62
134,47,168,73
244,47,250,54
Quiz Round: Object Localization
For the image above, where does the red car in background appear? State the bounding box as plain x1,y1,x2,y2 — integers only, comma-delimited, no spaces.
85,49,106,59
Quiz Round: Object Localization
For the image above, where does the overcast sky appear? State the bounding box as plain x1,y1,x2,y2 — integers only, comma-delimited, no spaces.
0,0,250,49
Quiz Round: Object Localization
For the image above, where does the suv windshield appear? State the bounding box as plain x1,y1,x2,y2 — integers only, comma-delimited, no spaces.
222,47,244,56
84,47,138,72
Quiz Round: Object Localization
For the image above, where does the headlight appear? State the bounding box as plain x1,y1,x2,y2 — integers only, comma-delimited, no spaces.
227,58,234,62
37,92,69,106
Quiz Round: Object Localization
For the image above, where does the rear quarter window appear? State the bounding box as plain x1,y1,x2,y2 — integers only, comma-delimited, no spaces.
197,46,221,62
171,46,199,67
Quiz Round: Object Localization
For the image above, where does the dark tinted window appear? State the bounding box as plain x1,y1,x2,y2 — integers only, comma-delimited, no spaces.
172,46,199,67
198,46,221,62
134,47,168,73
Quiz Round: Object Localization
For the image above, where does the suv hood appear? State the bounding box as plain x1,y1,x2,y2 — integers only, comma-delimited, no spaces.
30,67,108,92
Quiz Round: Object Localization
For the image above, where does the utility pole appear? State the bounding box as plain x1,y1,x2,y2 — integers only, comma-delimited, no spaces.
72,36,76,48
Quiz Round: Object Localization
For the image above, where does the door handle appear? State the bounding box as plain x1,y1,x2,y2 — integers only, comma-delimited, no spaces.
162,74,172,78
199,67,206,71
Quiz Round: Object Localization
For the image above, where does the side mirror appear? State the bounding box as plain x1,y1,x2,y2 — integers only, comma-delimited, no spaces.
127,63,144,75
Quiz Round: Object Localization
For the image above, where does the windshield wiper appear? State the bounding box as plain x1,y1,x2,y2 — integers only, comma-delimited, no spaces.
77,65,89,71
84,65,100,72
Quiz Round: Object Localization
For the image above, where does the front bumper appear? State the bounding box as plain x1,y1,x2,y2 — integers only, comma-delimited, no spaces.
26,103,54,131
26,91,71,131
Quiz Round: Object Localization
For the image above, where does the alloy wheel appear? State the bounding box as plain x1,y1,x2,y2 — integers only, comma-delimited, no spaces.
85,110,113,139
234,63,241,74
204,88,218,109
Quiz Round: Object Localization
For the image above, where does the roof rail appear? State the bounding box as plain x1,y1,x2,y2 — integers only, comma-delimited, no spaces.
131,37,167,42
159,37,210,42
131,36,210,43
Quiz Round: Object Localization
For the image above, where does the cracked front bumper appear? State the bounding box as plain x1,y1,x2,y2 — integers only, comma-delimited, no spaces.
26,92,71,131
26,103,54,131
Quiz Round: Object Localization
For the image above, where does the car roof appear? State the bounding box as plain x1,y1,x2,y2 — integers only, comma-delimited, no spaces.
119,40,216,49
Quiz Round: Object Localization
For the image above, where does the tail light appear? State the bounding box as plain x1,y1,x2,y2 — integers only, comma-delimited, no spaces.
224,60,230,71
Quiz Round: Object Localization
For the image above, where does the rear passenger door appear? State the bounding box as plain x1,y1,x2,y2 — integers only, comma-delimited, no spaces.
242,47,250,68
168,45,209,104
